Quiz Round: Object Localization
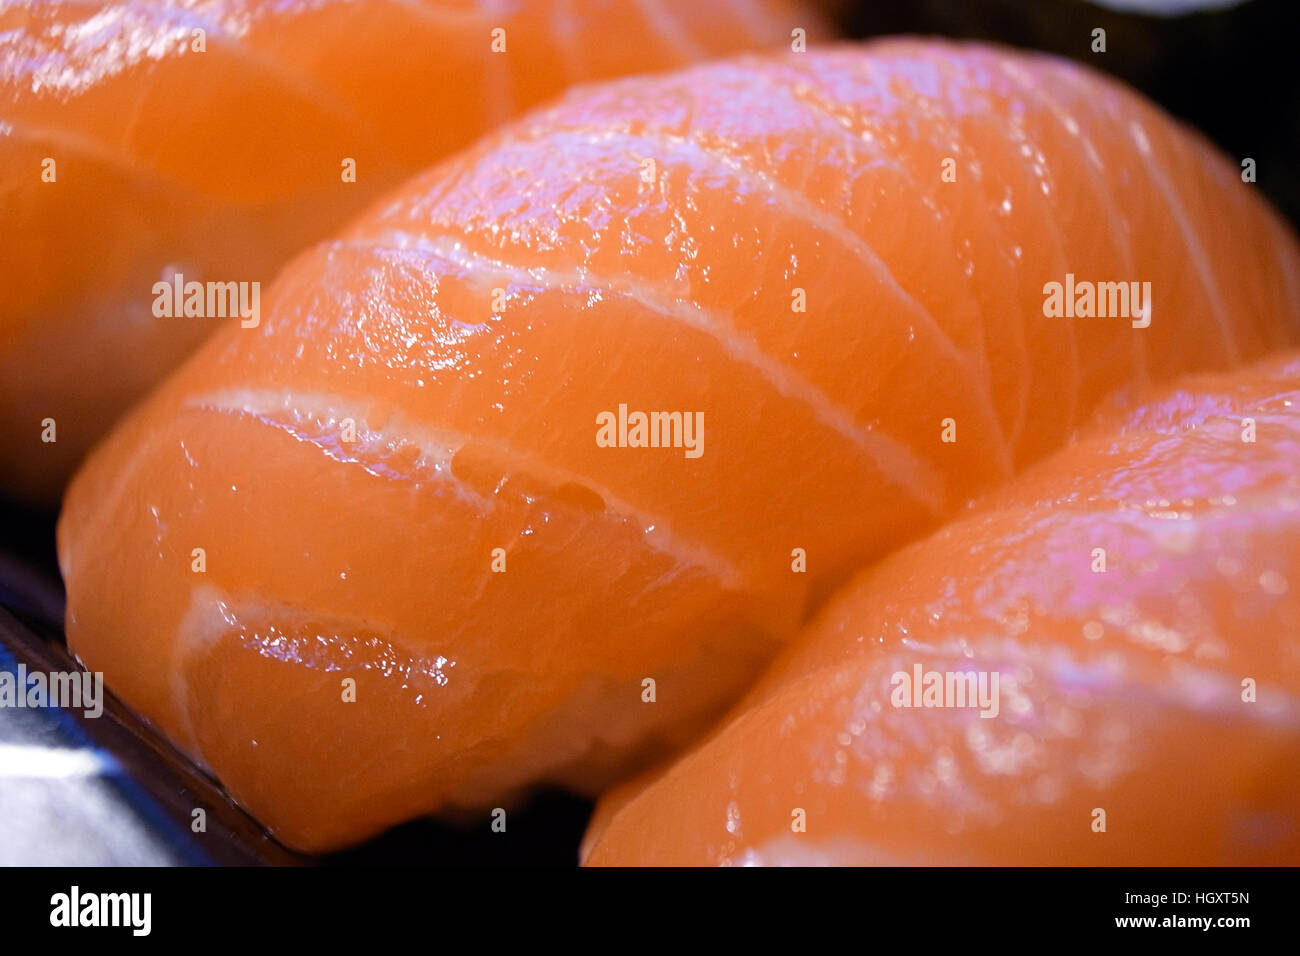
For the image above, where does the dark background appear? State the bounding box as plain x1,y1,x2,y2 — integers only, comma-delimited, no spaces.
845,0,1300,227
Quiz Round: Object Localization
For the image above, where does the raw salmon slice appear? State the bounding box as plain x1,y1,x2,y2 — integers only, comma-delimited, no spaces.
583,352,1300,865
59,40,1300,851
0,0,823,501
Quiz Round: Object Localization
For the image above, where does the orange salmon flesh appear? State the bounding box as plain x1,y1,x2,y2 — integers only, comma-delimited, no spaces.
48,38,1300,854
584,352,1300,865
0,0,825,501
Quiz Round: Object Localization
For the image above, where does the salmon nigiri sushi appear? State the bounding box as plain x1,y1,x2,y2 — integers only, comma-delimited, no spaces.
0,0,823,501
58,40,1299,850
583,352,1300,866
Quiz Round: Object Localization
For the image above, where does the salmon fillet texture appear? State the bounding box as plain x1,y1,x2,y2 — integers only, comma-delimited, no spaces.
583,353,1300,866
0,0,822,501
58,40,1300,851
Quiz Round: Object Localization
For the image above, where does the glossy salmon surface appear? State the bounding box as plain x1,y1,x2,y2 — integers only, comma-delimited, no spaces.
58,40,1300,850
584,352,1300,865
0,0,821,500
